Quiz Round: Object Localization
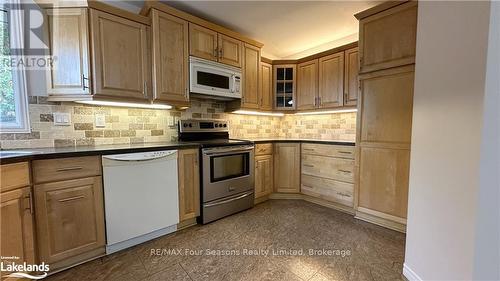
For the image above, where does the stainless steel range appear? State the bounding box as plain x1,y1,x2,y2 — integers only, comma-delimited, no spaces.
178,119,254,224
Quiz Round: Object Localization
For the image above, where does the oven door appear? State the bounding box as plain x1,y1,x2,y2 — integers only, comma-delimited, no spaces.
202,145,254,202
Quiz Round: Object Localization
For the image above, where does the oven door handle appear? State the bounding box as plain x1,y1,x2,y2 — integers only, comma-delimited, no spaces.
204,191,254,208
202,146,254,156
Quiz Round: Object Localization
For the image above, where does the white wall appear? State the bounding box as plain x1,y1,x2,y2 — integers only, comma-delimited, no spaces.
404,1,492,280
473,1,500,279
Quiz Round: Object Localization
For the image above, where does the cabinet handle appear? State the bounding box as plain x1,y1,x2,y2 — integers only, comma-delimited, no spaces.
24,192,33,214
303,164,314,168
214,48,218,58
82,75,89,90
338,169,352,174
58,195,85,203
144,81,148,97
56,166,83,172
338,151,352,155
313,96,316,107
303,148,314,151
219,48,223,58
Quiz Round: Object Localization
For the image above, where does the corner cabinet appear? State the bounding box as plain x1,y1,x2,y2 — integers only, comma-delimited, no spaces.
45,8,91,101
151,9,189,104
241,44,261,109
178,149,200,222
90,9,150,101
274,143,301,193
274,65,297,110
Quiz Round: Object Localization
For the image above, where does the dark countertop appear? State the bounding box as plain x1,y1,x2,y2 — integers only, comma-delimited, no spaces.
245,138,356,146
0,138,355,164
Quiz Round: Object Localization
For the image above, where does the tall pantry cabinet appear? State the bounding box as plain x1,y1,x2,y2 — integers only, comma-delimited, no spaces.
354,1,418,232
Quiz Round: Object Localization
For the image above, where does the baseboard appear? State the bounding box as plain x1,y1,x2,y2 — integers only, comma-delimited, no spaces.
254,195,270,204
268,193,355,215
403,263,422,281
177,217,198,230
355,207,406,233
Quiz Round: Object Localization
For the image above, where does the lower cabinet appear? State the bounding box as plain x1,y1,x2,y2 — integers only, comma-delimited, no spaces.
0,162,35,280
274,143,301,193
178,149,200,222
34,176,105,265
300,143,355,209
255,154,273,199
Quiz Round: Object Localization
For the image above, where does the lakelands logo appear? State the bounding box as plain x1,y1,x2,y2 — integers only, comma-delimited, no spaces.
1,257,49,280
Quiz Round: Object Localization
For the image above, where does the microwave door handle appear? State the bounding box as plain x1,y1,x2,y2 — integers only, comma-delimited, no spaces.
231,75,236,93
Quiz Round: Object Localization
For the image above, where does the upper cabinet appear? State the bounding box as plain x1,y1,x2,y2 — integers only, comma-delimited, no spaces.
344,47,359,106
356,1,418,73
259,62,273,111
274,64,296,110
189,23,243,68
90,9,150,101
318,52,344,108
296,59,318,110
151,9,189,104
241,43,260,109
45,8,91,100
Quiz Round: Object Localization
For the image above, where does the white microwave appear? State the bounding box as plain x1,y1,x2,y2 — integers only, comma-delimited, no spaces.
189,56,241,100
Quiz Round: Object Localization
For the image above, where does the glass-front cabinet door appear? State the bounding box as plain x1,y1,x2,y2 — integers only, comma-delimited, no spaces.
273,64,296,110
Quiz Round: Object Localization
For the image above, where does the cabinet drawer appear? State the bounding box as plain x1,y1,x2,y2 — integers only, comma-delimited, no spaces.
33,156,101,184
302,154,354,183
301,174,353,207
255,143,273,155
302,143,355,159
0,162,30,192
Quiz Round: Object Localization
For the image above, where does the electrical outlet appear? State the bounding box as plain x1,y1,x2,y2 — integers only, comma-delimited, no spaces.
95,114,105,128
53,112,71,126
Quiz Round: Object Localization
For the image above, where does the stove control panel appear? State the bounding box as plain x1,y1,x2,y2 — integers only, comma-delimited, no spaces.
179,119,228,133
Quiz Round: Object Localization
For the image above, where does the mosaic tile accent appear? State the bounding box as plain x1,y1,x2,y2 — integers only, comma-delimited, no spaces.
0,97,356,149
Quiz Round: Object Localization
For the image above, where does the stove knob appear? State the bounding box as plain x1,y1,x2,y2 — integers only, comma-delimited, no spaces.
189,123,193,127
183,123,188,128
223,124,227,127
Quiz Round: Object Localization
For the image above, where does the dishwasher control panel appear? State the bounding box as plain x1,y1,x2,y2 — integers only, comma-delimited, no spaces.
102,150,177,161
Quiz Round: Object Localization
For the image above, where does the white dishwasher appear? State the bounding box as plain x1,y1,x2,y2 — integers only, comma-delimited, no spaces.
102,150,179,254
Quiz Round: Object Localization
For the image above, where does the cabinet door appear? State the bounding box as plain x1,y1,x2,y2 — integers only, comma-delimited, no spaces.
242,44,260,109
274,143,300,193
90,9,149,100
318,52,344,108
0,187,35,278
151,10,189,103
189,23,218,61
46,8,91,99
178,149,200,222
255,155,273,199
358,1,417,73
344,47,359,106
35,177,105,264
218,34,242,68
259,62,273,110
296,59,318,110
274,65,296,110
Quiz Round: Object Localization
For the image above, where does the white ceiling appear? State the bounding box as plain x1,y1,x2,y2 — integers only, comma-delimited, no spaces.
109,1,379,59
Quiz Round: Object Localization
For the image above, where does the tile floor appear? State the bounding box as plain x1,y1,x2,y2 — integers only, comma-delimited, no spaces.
46,200,406,281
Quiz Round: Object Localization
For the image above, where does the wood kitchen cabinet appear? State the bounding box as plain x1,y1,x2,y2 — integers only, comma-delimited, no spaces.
241,43,261,109
90,9,150,101
45,8,91,101
259,62,273,110
318,52,344,108
296,59,318,110
344,47,359,106
33,156,105,269
178,149,200,222
0,163,36,280
356,1,418,74
254,143,273,199
189,23,243,68
151,9,189,104
274,65,297,110
274,143,301,193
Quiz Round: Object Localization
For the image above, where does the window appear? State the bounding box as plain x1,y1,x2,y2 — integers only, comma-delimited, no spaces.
0,3,30,133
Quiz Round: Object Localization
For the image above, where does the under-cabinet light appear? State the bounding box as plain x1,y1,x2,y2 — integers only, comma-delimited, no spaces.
231,110,285,117
75,100,172,110
294,109,357,115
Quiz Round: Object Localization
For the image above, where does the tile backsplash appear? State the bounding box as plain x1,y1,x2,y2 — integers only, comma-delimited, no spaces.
0,97,356,149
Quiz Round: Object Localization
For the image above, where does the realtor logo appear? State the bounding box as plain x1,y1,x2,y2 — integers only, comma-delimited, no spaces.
1,256,49,280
